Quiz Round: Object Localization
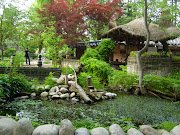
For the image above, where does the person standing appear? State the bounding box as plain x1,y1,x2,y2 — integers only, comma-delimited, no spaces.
25,48,30,65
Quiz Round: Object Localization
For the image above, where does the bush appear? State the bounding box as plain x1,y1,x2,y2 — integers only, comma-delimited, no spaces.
12,52,25,67
4,48,16,57
0,73,32,101
96,39,115,62
170,71,180,80
108,70,138,90
78,72,104,91
61,67,75,75
80,47,102,63
143,74,180,93
43,72,58,88
82,58,114,83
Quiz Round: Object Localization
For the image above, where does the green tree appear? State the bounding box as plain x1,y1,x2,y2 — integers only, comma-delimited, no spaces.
0,1,22,59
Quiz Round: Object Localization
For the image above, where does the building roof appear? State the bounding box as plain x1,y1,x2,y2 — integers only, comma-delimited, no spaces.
102,18,180,43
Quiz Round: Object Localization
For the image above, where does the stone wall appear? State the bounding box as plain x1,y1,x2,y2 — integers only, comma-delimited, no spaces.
0,67,61,82
60,59,80,69
0,117,179,135
127,55,180,77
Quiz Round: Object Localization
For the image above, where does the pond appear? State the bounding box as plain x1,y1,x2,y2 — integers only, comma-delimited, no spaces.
1,92,180,130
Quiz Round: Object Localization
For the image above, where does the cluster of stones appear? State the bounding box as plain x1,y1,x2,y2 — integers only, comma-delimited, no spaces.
35,74,117,103
0,117,180,135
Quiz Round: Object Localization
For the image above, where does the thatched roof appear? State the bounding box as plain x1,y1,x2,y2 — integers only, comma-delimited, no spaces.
102,18,180,42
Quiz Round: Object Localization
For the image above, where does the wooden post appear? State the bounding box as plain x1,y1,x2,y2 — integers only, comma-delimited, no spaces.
87,76,92,91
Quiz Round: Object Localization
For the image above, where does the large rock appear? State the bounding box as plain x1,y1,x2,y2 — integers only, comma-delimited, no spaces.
60,87,68,93
60,93,70,99
49,86,59,96
170,124,180,135
91,127,109,135
13,118,34,135
68,74,75,81
127,128,143,135
45,85,50,90
105,92,117,99
71,97,79,103
36,86,44,92
40,92,48,98
32,124,59,135
52,95,61,99
140,125,159,135
158,129,172,135
57,77,65,84
0,118,17,135
49,87,57,93
52,78,58,83
70,92,76,98
109,124,126,135
59,119,74,135
75,128,90,135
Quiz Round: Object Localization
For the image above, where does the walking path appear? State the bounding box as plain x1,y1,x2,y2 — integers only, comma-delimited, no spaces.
22,59,53,68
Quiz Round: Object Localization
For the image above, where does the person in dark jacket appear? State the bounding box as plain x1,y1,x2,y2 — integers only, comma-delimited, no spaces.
25,48,30,65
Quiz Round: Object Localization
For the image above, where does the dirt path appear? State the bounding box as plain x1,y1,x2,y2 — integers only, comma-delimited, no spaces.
22,59,53,68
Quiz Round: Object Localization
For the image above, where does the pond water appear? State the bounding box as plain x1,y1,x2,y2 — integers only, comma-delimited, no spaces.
1,92,180,129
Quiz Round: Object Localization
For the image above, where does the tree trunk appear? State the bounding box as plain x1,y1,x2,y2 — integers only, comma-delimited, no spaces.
136,0,150,94
68,81,93,104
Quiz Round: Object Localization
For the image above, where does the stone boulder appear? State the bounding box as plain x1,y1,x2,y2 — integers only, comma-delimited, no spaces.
158,129,172,135
91,127,109,135
0,118,17,135
170,124,180,135
52,95,61,99
32,124,59,135
75,128,90,135
40,92,48,98
68,74,75,81
60,87,68,93
71,98,79,103
109,124,126,135
57,77,64,84
60,93,70,99
45,85,50,90
70,92,76,98
31,92,36,99
59,119,74,135
52,78,58,83
127,128,143,135
105,92,117,99
13,118,34,135
140,125,159,135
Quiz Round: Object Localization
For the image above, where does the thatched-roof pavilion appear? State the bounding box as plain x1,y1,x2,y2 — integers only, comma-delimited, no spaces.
102,18,180,50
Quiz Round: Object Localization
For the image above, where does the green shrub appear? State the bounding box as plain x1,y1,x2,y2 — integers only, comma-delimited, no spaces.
78,72,104,91
44,72,57,88
61,67,75,75
96,39,115,62
12,52,25,67
172,56,180,61
143,74,180,93
80,47,102,63
0,74,31,100
4,48,16,57
73,118,103,130
0,60,11,67
82,58,114,83
108,70,138,90
170,71,180,80
160,120,179,131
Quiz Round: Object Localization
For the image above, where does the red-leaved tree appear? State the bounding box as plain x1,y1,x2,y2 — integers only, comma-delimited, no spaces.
38,0,123,44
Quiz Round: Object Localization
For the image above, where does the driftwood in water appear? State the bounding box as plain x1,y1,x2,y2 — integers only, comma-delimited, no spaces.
68,81,93,104
147,87,178,101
